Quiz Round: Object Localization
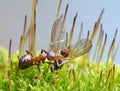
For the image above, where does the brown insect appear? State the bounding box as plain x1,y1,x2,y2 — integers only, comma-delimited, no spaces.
47,15,92,72
18,49,47,71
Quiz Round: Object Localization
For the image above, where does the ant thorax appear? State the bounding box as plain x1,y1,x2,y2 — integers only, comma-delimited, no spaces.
40,51,47,58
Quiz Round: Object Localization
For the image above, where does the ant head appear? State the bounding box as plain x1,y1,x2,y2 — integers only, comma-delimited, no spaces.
19,54,33,69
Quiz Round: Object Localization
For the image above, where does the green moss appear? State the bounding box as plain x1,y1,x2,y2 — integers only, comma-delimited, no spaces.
0,48,120,91
1,1,119,90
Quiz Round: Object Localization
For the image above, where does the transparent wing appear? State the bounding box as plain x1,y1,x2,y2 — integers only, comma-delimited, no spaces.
49,17,66,53
69,39,92,59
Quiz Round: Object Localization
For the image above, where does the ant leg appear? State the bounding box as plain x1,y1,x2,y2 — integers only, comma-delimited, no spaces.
37,64,40,72
35,62,40,72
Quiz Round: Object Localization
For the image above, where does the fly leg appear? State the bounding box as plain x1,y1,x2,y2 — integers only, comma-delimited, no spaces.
51,59,68,72
56,59,69,67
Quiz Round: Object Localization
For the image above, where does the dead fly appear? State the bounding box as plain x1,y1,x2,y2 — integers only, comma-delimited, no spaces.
47,15,92,72
48,39,92,72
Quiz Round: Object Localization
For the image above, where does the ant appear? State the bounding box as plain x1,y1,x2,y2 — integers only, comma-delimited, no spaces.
18,49,47,71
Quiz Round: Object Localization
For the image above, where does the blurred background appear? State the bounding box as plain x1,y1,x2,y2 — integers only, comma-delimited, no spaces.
0,0,120,63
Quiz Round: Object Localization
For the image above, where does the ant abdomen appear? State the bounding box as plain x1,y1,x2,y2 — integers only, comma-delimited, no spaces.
19,54,33,69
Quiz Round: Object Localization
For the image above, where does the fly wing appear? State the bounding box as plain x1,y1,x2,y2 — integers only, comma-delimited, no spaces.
49,17,66,53
69,39,92,59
